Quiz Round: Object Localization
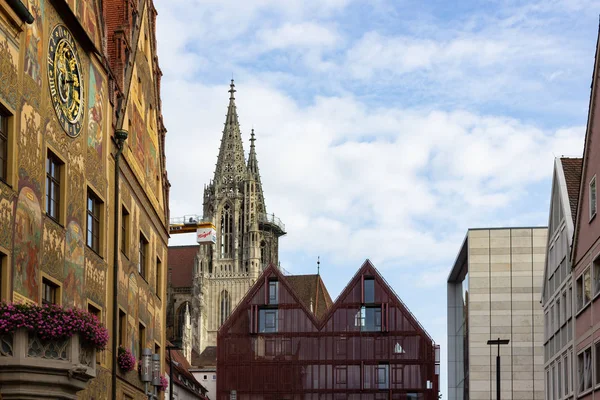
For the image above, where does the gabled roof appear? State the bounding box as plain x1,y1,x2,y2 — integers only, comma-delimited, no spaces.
219,260,434,343
191,346,217,368
166,342,207,398
561,157,583,223
168,245,198,288
285,274,333,320
571,22,600,263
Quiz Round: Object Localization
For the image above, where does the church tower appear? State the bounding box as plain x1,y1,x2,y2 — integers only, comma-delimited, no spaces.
192,80,286,353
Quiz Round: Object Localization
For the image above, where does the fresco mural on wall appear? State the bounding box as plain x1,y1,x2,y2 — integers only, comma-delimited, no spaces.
87,61,104,157
147,140,159,195
131,103,145,170
128,272,138,318
13,186,42,302
127,272,139,358
66,0,100,48
85,257,105,306
0,38,19,109
64,221,84,307
24,0,44,86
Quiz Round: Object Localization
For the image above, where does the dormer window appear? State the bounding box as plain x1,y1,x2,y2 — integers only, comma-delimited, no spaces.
364,277,375,303
590,176,597,220
268,280,278,305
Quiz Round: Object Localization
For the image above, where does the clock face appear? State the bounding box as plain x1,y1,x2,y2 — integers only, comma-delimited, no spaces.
48,24,84,138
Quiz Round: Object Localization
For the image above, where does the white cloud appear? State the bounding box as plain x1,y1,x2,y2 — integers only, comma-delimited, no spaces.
165,80,585,268
257,22,341,50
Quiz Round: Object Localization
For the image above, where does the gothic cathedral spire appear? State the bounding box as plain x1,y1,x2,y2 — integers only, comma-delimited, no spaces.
213,80,247,193
247,129,266,214
194,81,286,356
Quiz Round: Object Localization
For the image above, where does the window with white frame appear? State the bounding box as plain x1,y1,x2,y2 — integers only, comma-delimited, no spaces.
547,369,552,400
594,256,600,296
590,176,597,220
596,342,600,386
577,269,591,311
556,298,561,330
558,359,562,397
567,286,572,319
564,354,570,396
552,364,557,400
578,347,592,392
561,291,567,325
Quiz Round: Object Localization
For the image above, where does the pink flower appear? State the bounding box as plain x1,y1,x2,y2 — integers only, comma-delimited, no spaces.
118,346,136,372
0,302,109,350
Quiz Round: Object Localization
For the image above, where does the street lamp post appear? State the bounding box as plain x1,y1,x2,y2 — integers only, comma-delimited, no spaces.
167,344,181,400
110,129,128,400
487,338,510,400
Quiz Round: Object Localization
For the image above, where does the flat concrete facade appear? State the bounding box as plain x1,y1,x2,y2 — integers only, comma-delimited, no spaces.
448,227,547,400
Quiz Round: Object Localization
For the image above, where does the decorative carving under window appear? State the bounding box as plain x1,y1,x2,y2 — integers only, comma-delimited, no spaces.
27,333,69,360
79,346,94,367
0,333,13,356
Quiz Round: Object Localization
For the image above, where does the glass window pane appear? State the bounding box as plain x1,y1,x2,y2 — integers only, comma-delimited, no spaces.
364,278,374,303
363,307,382,332
269,281,278,304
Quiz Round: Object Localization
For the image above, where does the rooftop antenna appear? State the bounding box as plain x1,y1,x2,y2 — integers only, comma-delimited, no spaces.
317,256,320,276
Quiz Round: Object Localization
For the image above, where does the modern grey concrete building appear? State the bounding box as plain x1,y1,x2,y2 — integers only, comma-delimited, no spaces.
447,227,547,400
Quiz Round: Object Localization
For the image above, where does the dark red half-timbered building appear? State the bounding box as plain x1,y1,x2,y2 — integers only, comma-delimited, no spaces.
217,260,440,400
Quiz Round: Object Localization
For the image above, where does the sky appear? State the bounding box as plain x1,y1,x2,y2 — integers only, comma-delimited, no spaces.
154,0,599,396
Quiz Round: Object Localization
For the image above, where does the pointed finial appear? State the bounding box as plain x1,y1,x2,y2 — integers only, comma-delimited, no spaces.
317,256,320,275
250,129,256,147
229,79,236,100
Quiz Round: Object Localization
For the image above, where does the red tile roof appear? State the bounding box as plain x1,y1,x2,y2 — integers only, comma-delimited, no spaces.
168,245,199,288
191,346,217,368
166,343,207,398
285,274,333,320
561,157,583,223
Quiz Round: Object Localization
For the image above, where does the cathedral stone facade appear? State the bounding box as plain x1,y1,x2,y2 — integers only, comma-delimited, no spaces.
168,81,285,359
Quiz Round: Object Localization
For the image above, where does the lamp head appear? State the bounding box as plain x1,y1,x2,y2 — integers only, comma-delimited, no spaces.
115,129,128,146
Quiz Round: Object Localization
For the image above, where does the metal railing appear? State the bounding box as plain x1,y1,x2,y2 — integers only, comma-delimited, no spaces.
259,213,285,232
169,215,207,226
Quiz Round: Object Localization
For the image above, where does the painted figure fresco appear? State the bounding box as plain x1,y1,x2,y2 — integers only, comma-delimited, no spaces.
66,0,99,48
0,39,19,109
13,186,42,302
132,103,145,169
64,221,84,307
128,273,139,357
128,272,138,319
147,140,158,193
87,63,104,157
24,0,44,86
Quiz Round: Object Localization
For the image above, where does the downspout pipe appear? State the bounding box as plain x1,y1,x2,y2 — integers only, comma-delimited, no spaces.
6,0,34,24
111,129,128,400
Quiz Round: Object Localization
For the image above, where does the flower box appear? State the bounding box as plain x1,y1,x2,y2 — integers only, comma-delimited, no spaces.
0,303,108,399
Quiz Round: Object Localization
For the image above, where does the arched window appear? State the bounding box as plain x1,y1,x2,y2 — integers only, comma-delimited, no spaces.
260,240,266,266
220,204,233,258
220,290,230,326
176,302,190,339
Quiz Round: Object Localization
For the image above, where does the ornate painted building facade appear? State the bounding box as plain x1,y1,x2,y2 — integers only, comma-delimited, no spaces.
0,0,169,398
168,82,286,358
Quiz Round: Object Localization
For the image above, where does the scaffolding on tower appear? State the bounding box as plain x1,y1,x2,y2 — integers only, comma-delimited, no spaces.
169,215,216,244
